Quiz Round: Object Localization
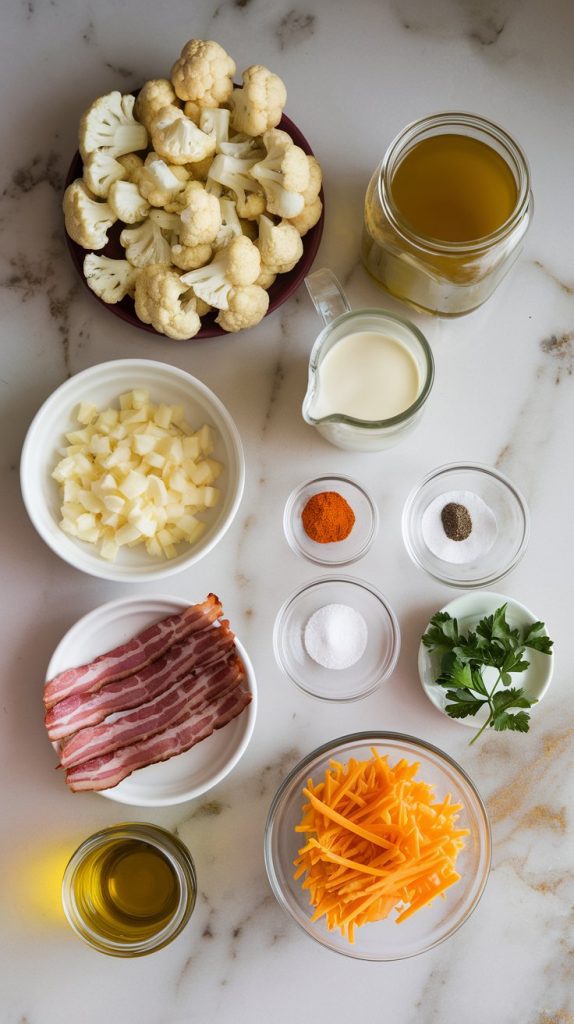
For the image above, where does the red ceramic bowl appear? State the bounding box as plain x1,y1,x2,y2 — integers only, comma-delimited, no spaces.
64,111,324,340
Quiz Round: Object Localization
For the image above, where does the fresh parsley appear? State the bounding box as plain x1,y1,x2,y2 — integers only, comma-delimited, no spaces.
421,604,553,744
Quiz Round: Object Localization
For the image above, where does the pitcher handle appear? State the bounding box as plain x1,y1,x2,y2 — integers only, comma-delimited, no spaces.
305,268,351,327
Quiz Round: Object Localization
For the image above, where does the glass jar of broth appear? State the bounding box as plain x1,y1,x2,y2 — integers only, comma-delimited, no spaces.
61,823,197,957
361,112,532,316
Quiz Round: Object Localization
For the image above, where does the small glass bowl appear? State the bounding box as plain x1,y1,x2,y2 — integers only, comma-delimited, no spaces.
273,576,400,701
283,475,378,566
402,462,529,588
264,732,491,960
62,823,197,957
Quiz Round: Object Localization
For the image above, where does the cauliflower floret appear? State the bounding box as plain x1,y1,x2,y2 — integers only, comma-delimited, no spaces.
180,235,260,309
207,153,265,220
135,264,201,340
151,106,216,166
149,208,183,245
171,39,236,107
256,264,277,289
83,253,139,303
83,151,127,198
136,153,189,208
117,153,145,182
252,129,309,192
108,180,150,224
63,180,116,249
164,178,204,213
256,213,303,274
171,242,213,271
216,285,269,332
199,107,231,151
79,92,148,160
134,79,179,132
301,155,322,204
230,65,286,137
250,129,308,219
287,196,323,237
180,188,222,246
212,197,242,251
120,218,172,268
185,153,214,182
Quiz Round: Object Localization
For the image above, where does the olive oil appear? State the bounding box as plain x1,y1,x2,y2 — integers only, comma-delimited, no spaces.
62,824,197,954
390,134,518,243
72,837,180,942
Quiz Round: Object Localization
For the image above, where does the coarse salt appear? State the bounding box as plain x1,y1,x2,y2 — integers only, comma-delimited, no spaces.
421,489,497,564
304,603,368,670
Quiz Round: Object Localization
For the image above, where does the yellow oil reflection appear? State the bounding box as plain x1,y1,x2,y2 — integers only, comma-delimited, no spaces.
13,841,74,928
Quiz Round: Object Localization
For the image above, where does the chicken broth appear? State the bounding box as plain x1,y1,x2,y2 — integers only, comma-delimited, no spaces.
389,134,518,243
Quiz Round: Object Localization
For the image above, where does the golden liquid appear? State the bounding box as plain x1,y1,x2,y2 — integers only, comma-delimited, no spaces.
390,134,518,242
72,838,180,942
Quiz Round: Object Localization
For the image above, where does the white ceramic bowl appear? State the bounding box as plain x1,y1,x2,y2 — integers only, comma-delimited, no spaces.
418,591,554,728
46,595,257,806
20,359,245,582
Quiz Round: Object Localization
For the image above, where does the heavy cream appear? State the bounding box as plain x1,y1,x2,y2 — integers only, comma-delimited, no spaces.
312,330,421,421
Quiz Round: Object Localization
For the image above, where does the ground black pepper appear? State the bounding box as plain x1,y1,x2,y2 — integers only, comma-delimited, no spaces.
441,502,472,542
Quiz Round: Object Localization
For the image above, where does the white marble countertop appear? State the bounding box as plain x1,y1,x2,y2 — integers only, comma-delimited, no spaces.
1,0,573,1021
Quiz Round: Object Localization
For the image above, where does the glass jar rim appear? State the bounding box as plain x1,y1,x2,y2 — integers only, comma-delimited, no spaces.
378,111,532,255
61,823,197,957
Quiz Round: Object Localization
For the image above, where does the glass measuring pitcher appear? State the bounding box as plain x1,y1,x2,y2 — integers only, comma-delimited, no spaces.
303,269,434,452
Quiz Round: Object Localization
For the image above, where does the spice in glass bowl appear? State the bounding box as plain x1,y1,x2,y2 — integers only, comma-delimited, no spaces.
421,490,497,564
304,603,368,670
301,491,355,543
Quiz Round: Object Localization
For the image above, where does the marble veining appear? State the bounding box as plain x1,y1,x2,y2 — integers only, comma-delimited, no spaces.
1,0,573,1021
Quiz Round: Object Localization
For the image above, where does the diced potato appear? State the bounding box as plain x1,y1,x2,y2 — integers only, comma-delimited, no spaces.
53,393,223,561
76,401,98,425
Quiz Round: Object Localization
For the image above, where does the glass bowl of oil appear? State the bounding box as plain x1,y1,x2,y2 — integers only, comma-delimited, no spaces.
61,823,196,956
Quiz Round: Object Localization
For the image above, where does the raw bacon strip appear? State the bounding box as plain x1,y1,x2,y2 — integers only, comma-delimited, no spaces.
66,685,252,792
46,622,235,740
44,595,222,709
60,655,245,769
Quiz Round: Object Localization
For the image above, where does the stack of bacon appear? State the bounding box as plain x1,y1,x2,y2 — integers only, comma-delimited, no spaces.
44,595,252,793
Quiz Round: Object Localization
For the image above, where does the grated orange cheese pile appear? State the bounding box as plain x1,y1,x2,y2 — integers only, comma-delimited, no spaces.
293,749,468,943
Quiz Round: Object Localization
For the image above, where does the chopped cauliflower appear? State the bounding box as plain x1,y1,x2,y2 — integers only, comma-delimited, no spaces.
180,187,222,246
117,152,145,181
180,235,260,309
216,285,269,332
151,106,216,165
83,151,126,198
79,92,148,160
108,180,150,224
212,197,242,251
172,242,213,271
256,213,303,274
136,153,189,208
171,39,236,107
288,196,323,236
83,253,139,303
250,129,308,218
63,179,116,249
230,65,286,137
135,264,201,340
120,219,172,268
207,153,265,220
134,79,179,132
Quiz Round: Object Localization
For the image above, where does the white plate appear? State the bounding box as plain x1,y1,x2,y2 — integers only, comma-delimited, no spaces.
418,591,553,728
20,359,245,582
46,595,257,806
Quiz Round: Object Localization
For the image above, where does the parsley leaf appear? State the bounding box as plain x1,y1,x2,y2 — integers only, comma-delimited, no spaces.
421,604,553,743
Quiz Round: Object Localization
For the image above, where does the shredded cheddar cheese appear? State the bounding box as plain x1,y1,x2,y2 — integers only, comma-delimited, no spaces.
293,750,468,942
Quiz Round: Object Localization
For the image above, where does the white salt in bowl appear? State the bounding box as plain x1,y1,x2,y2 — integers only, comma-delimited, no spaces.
20,359,244,582
402,462,529,588
273,575,400,701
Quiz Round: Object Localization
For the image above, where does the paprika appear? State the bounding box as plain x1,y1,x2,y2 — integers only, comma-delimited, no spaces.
301,491,355,543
